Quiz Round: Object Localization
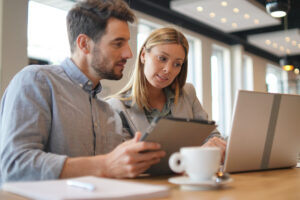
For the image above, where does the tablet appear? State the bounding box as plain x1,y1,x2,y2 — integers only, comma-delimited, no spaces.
143,117,217,175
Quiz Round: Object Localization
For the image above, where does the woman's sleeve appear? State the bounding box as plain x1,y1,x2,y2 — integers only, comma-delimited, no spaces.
185,83,222,140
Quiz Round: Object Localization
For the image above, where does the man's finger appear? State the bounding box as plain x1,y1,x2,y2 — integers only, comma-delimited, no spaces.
135,150,166,162
134,131,142,142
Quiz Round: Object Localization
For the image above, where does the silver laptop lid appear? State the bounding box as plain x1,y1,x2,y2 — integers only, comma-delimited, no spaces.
224,90,300,173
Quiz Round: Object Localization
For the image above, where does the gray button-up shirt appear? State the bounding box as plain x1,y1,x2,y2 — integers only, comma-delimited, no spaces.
0,58,123,186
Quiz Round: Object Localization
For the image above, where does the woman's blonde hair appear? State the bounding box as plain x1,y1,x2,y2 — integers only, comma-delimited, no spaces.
112,27,189,110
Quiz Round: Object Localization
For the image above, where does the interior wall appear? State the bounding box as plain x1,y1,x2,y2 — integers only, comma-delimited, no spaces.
0,0,28,98
247,52,279,92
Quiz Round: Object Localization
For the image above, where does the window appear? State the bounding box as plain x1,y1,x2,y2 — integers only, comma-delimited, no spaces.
211,46,231,136
186,36,202,101
186,38,196,84
28,1,70,64
137,19,161,51
266,64,288,93
297,78,300,94
242,55,253,90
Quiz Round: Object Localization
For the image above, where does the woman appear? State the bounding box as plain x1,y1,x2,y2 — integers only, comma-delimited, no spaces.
107,27,226,160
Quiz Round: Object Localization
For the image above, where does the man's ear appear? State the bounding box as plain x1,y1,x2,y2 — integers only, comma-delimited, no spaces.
76,34,91,54
140,47,146,64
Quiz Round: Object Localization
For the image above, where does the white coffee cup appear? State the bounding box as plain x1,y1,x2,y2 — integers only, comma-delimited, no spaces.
169,146,221,181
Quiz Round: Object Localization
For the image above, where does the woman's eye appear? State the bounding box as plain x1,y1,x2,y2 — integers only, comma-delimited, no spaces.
174,63,183,67
158,56,167,62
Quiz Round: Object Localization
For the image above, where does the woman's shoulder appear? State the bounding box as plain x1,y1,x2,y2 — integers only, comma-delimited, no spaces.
106,96,133,110
106,97,125,110
182,83,197,96
106,97,121,104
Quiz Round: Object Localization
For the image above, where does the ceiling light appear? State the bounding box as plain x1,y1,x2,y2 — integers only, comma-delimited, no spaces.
244,14,250,19
265,40,272,45
272,42,278,48
232,23,238,28
221,18,227,23
266,0,289,18
196,6,203,12
292,40,297,46
280,57,294,71
285,37,290,42
209,12,216,18
282,64,294,71
279,46,285,51
298,44,300,48
286,49,291,54
294,68,300,75
221,1,228,7
254,19,260,24
233,8,239,13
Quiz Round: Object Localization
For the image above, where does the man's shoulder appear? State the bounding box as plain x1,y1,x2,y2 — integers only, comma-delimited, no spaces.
20,64,63,75
15,64,65,83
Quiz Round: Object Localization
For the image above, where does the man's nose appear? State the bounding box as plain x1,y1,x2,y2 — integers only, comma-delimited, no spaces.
123,44,133,59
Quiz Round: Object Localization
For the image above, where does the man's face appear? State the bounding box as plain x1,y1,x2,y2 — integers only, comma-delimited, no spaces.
90,18,133,80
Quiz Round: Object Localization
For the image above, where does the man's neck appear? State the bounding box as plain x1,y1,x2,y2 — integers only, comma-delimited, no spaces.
71,56,101,88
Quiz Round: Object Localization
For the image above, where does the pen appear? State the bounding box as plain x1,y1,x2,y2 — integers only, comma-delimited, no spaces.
140,116,160,141
66,180,95,191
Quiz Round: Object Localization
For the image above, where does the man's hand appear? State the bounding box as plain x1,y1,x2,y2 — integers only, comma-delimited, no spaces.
202,136,227,163
102,132,166,178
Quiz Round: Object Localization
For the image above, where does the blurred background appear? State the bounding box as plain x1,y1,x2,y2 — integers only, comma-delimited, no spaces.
0,0,299,136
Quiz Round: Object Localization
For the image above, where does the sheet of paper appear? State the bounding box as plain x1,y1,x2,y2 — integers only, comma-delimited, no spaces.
2,176,169,200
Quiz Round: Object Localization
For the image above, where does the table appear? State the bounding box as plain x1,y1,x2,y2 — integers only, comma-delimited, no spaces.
1,168,300,200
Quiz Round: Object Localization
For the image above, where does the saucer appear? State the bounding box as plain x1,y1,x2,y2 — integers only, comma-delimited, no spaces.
168,176,233,190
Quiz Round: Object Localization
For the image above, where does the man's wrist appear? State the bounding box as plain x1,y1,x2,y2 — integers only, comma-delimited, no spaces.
95,154,109,178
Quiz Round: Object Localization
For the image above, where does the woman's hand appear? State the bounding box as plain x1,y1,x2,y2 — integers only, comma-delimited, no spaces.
202,136,227,163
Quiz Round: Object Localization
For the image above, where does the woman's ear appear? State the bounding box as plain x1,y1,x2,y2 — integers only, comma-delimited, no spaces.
140,47,146,64
76,34,91,54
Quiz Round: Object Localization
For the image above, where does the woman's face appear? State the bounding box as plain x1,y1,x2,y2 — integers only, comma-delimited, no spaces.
141,43,185,90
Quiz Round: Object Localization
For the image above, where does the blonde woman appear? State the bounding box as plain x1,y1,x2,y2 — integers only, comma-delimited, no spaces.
107,27,226,160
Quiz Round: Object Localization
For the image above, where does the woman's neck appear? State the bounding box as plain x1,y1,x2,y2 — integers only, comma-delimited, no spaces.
148,85,166,111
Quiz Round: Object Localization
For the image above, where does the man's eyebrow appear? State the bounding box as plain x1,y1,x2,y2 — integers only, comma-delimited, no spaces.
111,37,128,42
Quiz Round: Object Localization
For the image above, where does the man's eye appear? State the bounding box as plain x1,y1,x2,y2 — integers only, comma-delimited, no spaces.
113,42,123,48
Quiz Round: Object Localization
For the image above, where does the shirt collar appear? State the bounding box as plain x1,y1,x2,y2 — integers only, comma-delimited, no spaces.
143,87,175,122
61,58,102,96
164,87,175,102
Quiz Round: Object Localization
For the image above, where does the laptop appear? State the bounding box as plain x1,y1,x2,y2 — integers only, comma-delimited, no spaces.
223,90,300,173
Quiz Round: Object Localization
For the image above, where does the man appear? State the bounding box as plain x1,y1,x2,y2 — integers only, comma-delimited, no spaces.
0,0,165,185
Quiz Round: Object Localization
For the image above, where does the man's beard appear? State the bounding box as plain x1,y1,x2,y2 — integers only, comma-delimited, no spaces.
91,47,124,80
92,62,123,80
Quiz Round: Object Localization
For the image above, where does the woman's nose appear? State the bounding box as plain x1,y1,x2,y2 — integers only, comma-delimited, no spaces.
163,62,172,73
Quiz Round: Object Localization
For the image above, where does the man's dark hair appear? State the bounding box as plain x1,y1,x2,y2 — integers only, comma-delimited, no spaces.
67,0,135,53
